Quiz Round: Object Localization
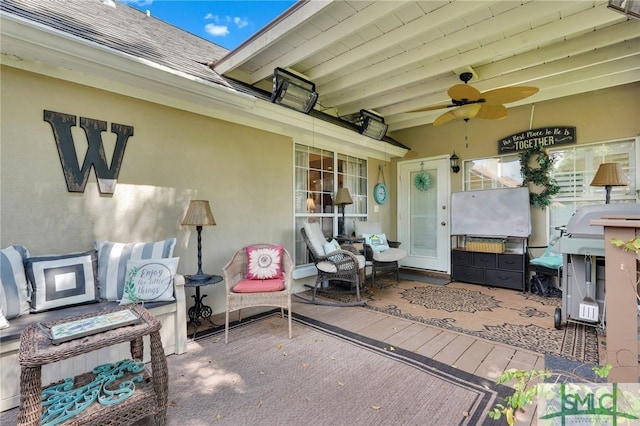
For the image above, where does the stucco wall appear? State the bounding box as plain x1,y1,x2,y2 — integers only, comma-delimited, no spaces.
390,82,640,244
1,66,297,314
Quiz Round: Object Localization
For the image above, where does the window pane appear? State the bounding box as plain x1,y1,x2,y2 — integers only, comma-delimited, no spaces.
464,155,522,190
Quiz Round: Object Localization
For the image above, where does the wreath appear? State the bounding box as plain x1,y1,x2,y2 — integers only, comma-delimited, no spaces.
414,172,431,191
520,144,560,208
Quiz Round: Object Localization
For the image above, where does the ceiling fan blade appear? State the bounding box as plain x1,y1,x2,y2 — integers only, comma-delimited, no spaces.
475,104,508,120
408,102,453,113
448,83,481,103
482,86,539,105
433,104,481,126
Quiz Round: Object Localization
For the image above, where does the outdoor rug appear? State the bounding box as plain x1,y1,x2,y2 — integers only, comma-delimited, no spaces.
0,312,509,425
148,311,509,425
321,279,600,364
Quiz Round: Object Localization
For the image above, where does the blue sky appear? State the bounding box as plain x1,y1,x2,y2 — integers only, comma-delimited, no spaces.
122,0,297,50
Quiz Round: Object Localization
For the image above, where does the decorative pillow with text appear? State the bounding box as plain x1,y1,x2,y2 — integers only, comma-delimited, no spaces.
120,257,179,305
95,238,176,301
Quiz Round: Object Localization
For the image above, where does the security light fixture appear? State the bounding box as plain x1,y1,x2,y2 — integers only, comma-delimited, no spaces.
271,67,318,114
359,109,388,140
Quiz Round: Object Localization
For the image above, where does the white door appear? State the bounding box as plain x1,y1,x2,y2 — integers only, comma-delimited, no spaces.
397,157,450,272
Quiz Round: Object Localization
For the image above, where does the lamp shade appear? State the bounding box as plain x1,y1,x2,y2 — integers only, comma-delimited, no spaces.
590,163,628,187
335,188,353,205
182,200,216,226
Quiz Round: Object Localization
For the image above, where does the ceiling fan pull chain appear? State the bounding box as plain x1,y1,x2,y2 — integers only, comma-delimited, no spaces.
465,121,469,148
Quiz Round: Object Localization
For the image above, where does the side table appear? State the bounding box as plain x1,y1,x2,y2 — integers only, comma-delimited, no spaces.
185,274,223,338
17,304,167,426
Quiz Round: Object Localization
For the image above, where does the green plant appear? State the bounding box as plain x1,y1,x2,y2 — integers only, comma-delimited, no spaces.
519,144,559,208
488,365,611,425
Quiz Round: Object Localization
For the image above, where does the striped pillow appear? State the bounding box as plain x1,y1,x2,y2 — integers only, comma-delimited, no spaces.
95,238,176,301
0,245,30,319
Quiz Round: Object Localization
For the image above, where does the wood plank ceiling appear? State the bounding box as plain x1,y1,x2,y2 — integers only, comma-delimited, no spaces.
214,0,640,134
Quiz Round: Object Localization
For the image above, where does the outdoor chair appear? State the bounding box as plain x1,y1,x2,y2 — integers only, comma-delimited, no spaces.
297,222,367,306
528,235,563,296
222,243,293,343
354,221,407,287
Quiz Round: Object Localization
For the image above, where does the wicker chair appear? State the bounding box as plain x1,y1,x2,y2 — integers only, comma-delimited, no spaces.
297,222,366,306
354,221,407,287
222,244,293,344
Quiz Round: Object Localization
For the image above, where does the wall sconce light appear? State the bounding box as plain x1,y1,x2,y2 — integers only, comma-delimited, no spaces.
607,0,640,19
590,162,628,204
450,152,460,173
359,109,388,140
271,67,318,114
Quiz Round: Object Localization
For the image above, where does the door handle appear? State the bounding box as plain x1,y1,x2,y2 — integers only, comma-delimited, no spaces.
441,221,446,226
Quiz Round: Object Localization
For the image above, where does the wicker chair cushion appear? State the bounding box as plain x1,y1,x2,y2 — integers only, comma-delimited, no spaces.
246,245,283,280
0,245,30,319
232,278,285,293
316,254,366,273
372,247,407,262
302,222,326,256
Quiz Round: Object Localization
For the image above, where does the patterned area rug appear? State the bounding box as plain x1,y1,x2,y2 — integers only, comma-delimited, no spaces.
321,278,599,364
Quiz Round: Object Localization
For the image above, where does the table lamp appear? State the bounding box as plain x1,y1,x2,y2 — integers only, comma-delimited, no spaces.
182,200,216,281
335,187,353,236
590,163,628,204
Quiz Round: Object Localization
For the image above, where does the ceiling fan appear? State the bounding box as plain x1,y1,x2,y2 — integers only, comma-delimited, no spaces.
410,72,539,126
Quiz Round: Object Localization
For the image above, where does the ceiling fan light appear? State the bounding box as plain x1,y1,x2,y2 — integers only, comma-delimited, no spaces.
452,104,481,119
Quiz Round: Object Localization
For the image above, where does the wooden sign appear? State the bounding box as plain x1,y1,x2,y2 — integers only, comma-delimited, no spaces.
498,126,576,154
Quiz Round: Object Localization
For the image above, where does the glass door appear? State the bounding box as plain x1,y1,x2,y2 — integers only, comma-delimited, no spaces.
397,157,450,272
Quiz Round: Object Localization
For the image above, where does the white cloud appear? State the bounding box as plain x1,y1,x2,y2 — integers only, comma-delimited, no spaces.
234,17,248,29
205,23,229,37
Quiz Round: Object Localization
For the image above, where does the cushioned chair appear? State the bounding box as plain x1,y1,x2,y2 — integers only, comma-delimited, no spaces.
354,221,407,287
222,243,293,343
298,222,366,306
528,236,563,293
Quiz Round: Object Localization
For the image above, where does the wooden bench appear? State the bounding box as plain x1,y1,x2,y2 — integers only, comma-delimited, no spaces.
0,275,186,412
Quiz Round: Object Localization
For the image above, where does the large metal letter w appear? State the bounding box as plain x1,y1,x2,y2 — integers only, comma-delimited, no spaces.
44,110,134,194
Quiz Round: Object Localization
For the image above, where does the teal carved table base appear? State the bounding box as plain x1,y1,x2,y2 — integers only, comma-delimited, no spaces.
41,359,145,426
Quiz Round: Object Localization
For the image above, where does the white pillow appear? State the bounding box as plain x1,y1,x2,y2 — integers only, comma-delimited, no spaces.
120,257,179,305
362,233,390,252
323,239,341,255
0,310,9,330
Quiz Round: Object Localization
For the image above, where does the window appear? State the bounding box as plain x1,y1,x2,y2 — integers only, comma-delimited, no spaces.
463,138,638,239
548,138,637,236
294,144,367,265
462,154,522,190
